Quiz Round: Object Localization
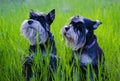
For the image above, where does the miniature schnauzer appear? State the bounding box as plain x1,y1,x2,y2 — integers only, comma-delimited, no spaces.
61,16,104,80
20,9,57,81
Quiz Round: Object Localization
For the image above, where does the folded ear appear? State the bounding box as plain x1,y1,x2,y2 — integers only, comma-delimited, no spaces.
47,9,55,25
29,10,35,18
93,20,102,29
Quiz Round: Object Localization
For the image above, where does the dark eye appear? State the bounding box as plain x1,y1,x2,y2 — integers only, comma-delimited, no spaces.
38,16,47,28
30,15,38,20
72,22,83,32
38,16,45,21
70,21,75,25
70,21,82,27
77,22,82,27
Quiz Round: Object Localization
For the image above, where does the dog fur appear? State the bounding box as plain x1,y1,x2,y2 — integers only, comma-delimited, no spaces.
21,9,57,81
61,16,104,81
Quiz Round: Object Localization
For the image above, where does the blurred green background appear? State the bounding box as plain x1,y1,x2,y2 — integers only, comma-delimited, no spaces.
0,0,120,81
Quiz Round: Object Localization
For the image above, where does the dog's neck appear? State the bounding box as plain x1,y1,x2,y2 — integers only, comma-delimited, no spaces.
29,31,54,54
73,35,96,54
84,35,96,48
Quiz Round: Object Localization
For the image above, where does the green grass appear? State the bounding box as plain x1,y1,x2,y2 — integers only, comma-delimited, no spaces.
0,0,120,81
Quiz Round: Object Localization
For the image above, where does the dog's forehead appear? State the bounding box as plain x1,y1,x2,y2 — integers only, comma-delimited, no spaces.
84,18,93,23
31,11,47,17
70,16,84,23
37,12,46,16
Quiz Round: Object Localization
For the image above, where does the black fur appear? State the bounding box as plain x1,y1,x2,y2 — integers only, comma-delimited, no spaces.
65,16,104,80
22,9,57,81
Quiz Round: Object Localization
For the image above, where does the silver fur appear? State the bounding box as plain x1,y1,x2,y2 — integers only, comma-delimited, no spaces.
81,54,92,64
93,20,101,29
61,25,86,51
20,19,48,45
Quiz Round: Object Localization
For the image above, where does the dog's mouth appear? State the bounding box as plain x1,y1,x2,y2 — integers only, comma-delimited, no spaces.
62,32,74,43
28,26,36,30
62,32,71,39
21,20,49,45
27,26,37,37
61,29,86,50
61,28,70,38
63,32,68,37
27,26,43,41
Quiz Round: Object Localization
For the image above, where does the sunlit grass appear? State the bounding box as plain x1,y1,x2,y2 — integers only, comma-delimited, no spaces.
0,0,120,81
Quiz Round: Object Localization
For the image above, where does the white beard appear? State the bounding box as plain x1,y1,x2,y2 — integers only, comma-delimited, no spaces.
61,26,86,50
20,19,48,45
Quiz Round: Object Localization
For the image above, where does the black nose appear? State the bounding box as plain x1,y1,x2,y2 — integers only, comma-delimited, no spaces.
28,20,33,25
65,27,69,31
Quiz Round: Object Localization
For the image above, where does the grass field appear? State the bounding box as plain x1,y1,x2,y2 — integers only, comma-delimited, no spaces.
0,0,120,81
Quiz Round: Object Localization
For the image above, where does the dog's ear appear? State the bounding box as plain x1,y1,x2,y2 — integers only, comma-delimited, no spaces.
47,9,55,25
84,18,102,30
29,10,35,18
92,20,102,29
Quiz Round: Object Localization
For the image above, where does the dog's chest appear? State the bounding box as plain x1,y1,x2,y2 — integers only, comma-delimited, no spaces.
80,53,92,65
73,51,93,66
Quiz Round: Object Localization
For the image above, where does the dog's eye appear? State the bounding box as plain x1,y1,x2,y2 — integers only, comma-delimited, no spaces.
74,27,83,32
73,22,83,32
74,22,83,28
38,16,45,21
70,21,75,25
30,15,45,22
76,22,83,27
29,16,34,19
71,21,82,27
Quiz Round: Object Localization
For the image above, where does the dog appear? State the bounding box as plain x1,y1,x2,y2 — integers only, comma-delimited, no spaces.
20,9,57,81
61,16,104,81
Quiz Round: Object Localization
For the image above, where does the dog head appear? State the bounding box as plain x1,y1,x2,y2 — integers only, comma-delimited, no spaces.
20,9,55,45
61,16,102,50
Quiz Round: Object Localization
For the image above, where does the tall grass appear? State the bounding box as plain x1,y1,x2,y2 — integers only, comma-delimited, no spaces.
0,0,120,81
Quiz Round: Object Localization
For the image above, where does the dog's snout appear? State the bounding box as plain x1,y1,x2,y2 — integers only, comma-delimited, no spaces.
28,20,33,25
65,27,69,31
